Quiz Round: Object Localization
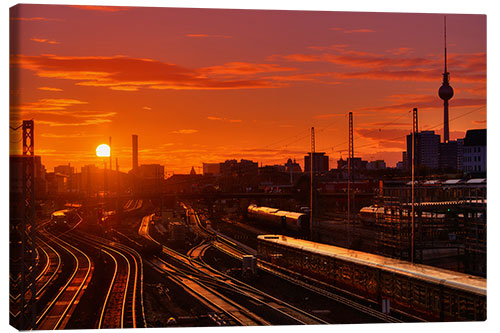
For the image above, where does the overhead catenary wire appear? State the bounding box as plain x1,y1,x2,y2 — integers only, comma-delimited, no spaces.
327,105,485,154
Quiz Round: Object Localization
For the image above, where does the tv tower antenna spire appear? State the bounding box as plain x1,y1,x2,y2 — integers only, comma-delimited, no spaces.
438,16,454,143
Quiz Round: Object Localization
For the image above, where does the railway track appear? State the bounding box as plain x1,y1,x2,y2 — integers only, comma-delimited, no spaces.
35,224,93,330
148,256,268,325
70,231,147,329
187,205,407,324
34,236,63,300
141,215,260,325
140,214,328,325
9,231,63,320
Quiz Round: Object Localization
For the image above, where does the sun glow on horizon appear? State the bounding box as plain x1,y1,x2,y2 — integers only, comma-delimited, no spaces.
96,144,110,157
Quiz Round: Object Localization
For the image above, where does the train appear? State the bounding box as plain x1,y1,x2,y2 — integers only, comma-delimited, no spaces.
358,205,450,225
358,205,385,224
247,204,308,232
51,209,79,228
257,234,486,322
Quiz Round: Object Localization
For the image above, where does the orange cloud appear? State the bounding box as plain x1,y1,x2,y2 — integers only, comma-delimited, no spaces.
324,52,434,68
13,54,280,91
273,47,485,84
264,72,341,85
202,62,296,76
330,27,376,33
356,128,409,150
186,34,231,39
307,44,348,51
207,116,242,123
13,98,88,112
172,129,199,134
38,87,63,91
41,132,100,138
386,47,414,56
10,17,62,21
271,54,323,62
31,38,60,44
70,5,129,12
37,118,112,127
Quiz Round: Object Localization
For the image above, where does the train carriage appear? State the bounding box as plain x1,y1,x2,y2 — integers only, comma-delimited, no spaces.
247,204,308,232
257,235,486,322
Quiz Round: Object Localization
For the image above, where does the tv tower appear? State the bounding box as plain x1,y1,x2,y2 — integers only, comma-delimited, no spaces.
438,16,454,143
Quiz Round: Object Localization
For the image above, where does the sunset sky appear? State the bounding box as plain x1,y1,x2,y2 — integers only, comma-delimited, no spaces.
9,4,486,174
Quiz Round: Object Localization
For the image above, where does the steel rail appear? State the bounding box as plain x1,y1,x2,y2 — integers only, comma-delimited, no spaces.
35,226,93,330
9,220,62,317
151,256,268,326
35,244,49,281
186,205,406,323
35,236,62,298
72,231,141,328
181,248,329,325
141,215,265,325
109,230,148,328
98,248,119,329
145,214,324,325
71,233,133,328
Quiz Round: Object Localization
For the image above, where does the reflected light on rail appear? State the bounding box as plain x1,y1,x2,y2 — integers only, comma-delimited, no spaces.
96,144,111,157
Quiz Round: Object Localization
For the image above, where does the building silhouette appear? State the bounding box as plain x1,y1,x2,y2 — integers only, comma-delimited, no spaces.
284,158,302,173
304,152,329,173
463,129,486,173
337,157,368,171
203,163,220,175
406,131,440,170
219,159,258,177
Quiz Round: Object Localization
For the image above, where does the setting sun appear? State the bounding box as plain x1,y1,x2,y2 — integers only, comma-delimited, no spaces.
96,144,110,157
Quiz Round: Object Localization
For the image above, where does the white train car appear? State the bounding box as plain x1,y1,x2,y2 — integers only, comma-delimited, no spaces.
247,204,308,232
257,234,486,321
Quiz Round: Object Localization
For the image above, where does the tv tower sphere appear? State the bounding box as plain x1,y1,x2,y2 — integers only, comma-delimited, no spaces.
439,82,454,101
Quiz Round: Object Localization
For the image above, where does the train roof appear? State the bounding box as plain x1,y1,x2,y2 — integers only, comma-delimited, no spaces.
248,205,305,218
51,209,72,217
359,206,383,213
258,235,486,296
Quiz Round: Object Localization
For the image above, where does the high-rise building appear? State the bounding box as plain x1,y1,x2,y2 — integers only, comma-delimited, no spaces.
463,129,486,173
304,152,329,173
406,131,440,170
457,138,464,171
132,134,138,170
439,141,459,171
